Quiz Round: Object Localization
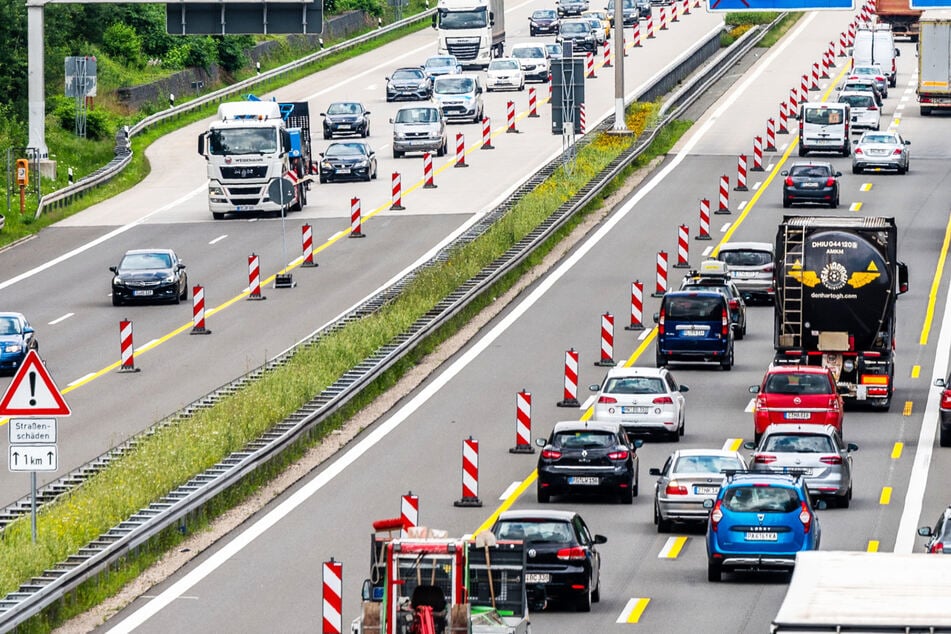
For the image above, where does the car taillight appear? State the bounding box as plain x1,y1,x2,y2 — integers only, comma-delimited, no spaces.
722,308,729,336
608,449,629,460
557,546,587,561
892,148,903,155
598,396,618,404
799,502,812,533
854,147,863,155
828,397,840,411
764,264,774,272
868,104,878,111
929,542,944,554
785,177,794,186
753,454,777,464
653,396,673,405
819,455,842,465
728,299,739,311
825,177,836,187
710,500,723,531
876,75,885,82
941,389,951,410
666,481,688,495
658,307,665,335
541,449,562,460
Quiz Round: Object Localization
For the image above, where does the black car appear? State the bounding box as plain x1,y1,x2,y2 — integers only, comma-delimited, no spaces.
556,19,598,53
934,375,951,447
385,67,433,102
318,142,378,183
918,506,951,554
110,248,188,306
320,102,370,139
535,420,641,503
781,161,841,208
609,0,649,26
556,0,589,16
0,312,38,374
529,9,559,35
492,509,605,612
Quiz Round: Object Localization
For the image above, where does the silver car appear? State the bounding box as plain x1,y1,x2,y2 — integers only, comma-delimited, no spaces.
390,106,448,158
589,366,688,440
716,241,775,304
848,64,888,98
745,424,858,508
649,449,747,532
852,130,910,174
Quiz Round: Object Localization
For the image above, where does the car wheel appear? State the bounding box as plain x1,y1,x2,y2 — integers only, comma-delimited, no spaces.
940,425,951,447
655,503,672,533
212,212,225,220
112,294,122,306
655,350,667,367
670,426,680,442
591,576,601,603
798,145,807,157
721,347,733,371
633,475,639,498
619,483,633,505
735,324,745,341
898,164,907,175
707,559,722,582
830,194,839,209
363,126,370,138
838,489,851,509
575,584,592,613
537,486,550,504
393,149,403,159
371,166,378,180
853,165,862,174
783,196,791,209
180,284,188,301
679,417,685,437
323,130,331,140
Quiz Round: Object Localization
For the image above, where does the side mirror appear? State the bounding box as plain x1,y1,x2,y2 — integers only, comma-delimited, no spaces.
649,467,662,476
834,171,842,177
593,534,608,544
702,499,714,510
589,383,601,392
679,384,689,393
384,76,390,81
749,385,760,394
23,326,34,334
319,112,327,117
897,261,909,295
389,118,395,124
109,266,118,274
652,312,660,323
535,438,547,447
935,378,947,388
781,170,789,176
895,48,900,56
847,443,859,452
178,263,186,270
918,526,934,537
904,140,910,145
361,578,372,601
632,439,644,449
743,441,756,450
365,111,371,116
319,152,325,158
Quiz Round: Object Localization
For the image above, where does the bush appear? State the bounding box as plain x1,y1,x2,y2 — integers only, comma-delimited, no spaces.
217,36,255,73
339,0,386,18
48,94,116,141
184,36,219,70
103,22,145,69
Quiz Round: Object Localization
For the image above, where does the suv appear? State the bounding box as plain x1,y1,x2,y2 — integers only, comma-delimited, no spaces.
509,44,550,83
745,424,858,508
918,506,951,554
705,471,821,582
679,261,748,340
588,366,688,440
749,365,844,442
654,290,734,370
609,0,650,25
838,91,881,131
716,241,774,304
390,106,448,158
432,74,484,123
556,18,598,53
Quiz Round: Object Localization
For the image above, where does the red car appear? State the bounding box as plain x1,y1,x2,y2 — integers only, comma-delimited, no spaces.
749,366,844,442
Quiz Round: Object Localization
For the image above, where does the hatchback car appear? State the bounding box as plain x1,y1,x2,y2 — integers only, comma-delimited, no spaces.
679,266,748,340
0,312,38,374
422,54,461,79
320,102,370,139
110,249,188,306
839,78,884,107
318,142,377,183
556,0,589,17
918,506,951,554
650,449,746,532
556,18,598,53
654,290,734,370
583,10,611,39
510,44,550,83
848,64,888,98
485,58,525,92
492,509,605,611
852,131,910,174
535,420,641,504
529,8,560,35
385,67,433,102
746,424,857,508
933,374,951,447
750,365,844,442
716,241,775,304
609,0,649,26
589,366,688,440
838,91,881,131
582,15,607,45
391,106,448,158
705,471,821,581
781,162,841,208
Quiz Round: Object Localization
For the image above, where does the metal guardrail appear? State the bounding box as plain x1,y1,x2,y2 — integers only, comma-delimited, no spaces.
33,9,436,219
0,18,781,631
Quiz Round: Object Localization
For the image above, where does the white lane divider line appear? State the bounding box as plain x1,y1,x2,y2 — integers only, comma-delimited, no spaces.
138,339,160,352
638,329,652,341
744,398,756,413
738,201,748,212
720,222,731,233
702,246,713,256
617,598,651,624
722,438,744,452
68,372,96,387
752,181,762,191
850,202,862,212
48,313,74,326
658,536,687,559
329,230,346,241
499,481,521,500
580,395,596,411
208,235,228,245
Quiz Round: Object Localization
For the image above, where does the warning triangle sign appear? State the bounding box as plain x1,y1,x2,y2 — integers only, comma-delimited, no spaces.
0,350,71,417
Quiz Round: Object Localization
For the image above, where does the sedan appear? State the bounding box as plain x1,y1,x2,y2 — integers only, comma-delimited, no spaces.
556,18,598,53
852,131,910,174
385,67,433,102
535,420,641,503
839,78,884,107
651,449,747,532
589,366,688,440
318,142,378,183
918,505,951,553
0,312,38,374
110,248,188,306
838,90,881,131
781,161,841,208
422,54,461,79
529,9,560,36
556,0,589,17
485,58,525,92
491,509,605,611
320,101,370,139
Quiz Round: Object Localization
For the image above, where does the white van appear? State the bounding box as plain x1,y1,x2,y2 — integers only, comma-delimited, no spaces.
852,26,900,88
798,102,851,157
432,74,485,123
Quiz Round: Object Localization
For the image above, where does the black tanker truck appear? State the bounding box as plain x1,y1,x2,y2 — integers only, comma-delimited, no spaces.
773,216,909,410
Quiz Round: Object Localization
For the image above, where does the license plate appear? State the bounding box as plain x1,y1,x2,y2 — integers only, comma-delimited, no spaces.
337,168,351,174
784,411,811,420
694,486,719,495
745,532,778,541
781,467,813,475
526,573,551,584
568,476,599,485
132,290,153,297
851,116,858,122
683,330,705,337
338,124,351,129
621,406,649,414
802,182,819,188
735,271,755,278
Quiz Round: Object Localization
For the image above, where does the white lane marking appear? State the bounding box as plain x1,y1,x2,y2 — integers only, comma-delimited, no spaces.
68,372,96,387
744,398,755,413
738,201,748,212
106,14,822,632
850,202,862,212
208,235,228,245
657,537,682,558
580,395,597,410
48,313,74,325
138,339,160,351
766,162,775,171
499,481,521,500
720,222,731,233
900,94,910,102
752,181,762,191
329,231,346,241
702,246,713,256
896,103,905,111
0,184,206,293
638,329,651,341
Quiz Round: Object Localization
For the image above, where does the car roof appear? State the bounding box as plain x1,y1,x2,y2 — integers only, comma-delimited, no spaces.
789,161,834,168
764,364,832,376
761,423,839,436
719,241,773,253
725,472,803,487
839,90,875,99
0,312,26,320
394,66,424,72
665,289,724,298
601,366,666,379
551,420,624,434
124,248,176,256
497,509,578,522
510,43,544,51
669,448,745,459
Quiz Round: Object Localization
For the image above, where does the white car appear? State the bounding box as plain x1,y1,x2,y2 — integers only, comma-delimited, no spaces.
485,58,525,92
590,366,688,440
838,90,881,131
509,44,550,83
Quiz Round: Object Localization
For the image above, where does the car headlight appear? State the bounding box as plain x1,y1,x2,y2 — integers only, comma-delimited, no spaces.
4,343,23,353
395,132,407,140
163,274,176,283
321,161,333,169
355,160,369,168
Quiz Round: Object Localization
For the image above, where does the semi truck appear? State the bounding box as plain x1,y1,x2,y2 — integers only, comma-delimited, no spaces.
197,98,314,220
917,11,951,115
773,216,908,410
874,0,922,41
433,0,505,69
771,551,951,633
351,521,530,634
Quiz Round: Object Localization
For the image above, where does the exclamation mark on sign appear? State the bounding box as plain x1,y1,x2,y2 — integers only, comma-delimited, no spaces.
29,371,36,406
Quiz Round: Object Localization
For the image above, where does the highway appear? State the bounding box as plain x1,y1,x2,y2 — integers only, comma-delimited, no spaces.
87,6,951,634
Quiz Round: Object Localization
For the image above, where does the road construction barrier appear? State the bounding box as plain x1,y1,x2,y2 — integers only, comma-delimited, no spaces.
454,437,482,507
557,348,581,407
800,73,810,100
696,199,712,240
671,1,680,21
481,117,494,150
301,223,317,267
660,5,668,29
248,253,265,299
603,38,612,67
579,102,586,134
647,14,656,39
626,281,645,330
717,174,730,214
350,197,366,237
810,63,819,91
821,50,832,79
454,133,467,168
389,172,405,210
596,312,616,366
682,0,691,15
506,100,518,133
734,154,748,192
586,52,596,79
848,21,856,46
322,559,343,634
752,136,764,172
674,224,690,269
118,319,139,372
789,87,798,114
400,492,419,538
632,22,642,48
510,390,535,454
765,118,777,152
654,250,669,297
778,101,789,134
191,285,211,335
839,31,848,56
423,151,436,188
528,87,539,117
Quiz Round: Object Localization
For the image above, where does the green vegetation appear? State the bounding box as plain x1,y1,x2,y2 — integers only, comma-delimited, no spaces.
720,11,802,46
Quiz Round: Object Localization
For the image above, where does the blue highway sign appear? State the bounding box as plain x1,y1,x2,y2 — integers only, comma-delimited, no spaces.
707,0,853,11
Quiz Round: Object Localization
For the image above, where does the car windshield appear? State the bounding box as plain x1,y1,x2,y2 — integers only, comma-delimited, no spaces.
395,108,438,123
719,250,771,267
495,520,573,543
392,69,423,81
561,21,587,34
603,376,665,394
666,296,722,320
722,486,800,513
862,134,899,144
435,77,474,94
533,9,556,18
853,66,882,76
327,102,362,115
545,44,563,56
839,94,873,108
803,107,844,125
490,60,520,71
765,372,831,394
437,7,488,29
121,252,173,270
426,57,454,68
326,143,368,158
673,455,743,474
0,317,21,335
586,18,600,28
512,48,544,59
844,82,875,94
553,430,616,449
789,165,831,178
763,434,835,453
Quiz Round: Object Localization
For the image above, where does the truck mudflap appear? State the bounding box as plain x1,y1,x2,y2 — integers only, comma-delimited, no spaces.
773,349,894,407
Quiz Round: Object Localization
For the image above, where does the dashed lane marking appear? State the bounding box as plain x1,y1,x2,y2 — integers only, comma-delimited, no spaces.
658,536,687,559
208,235,228,245
912,365,920,378
499,481,521,500
702,246,713,256
867,540,879,552
618,598,651,624
48,313,74,325
722,438,744,452
850,202,862,212
860,183,872,192
880,487,892,505
903,401,913,416
892,442,903,460
744,398,755,413
720,222,731,233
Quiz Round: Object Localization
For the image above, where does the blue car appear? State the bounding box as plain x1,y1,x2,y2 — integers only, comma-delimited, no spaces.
654,290,734,370
0,312,38,374
705,472,821,582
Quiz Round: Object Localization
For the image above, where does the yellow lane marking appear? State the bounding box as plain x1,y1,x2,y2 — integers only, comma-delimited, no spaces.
880,487,892,505
473,472,537,537
919,211,951,345
903,401,913,416
850,202,862,212
867,540,880,552
723,438,744,452
860,183,872,192
892,442,903,459
659,536,688,559
912,365,920,378
618,598,651,624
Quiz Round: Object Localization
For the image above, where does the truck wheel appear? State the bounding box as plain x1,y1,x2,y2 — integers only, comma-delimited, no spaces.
212,212,225,220
707,560,722,582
